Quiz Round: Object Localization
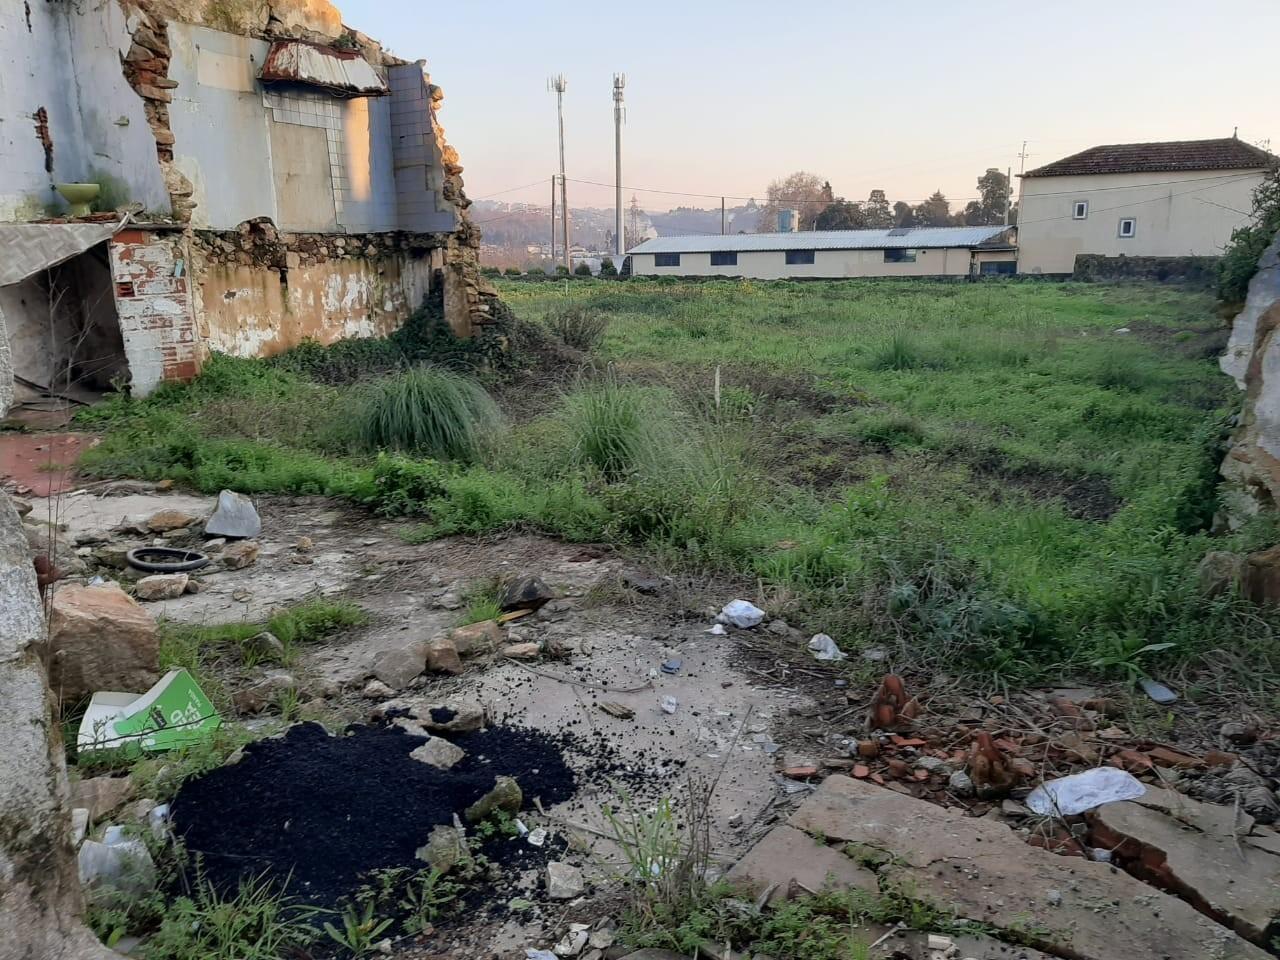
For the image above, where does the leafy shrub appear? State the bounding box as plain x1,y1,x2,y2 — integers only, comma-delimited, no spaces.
599,257,619,277
574,261,593,276
1219,163,1280,303
356,366,502,461
503,266,524,277
546,305,608,350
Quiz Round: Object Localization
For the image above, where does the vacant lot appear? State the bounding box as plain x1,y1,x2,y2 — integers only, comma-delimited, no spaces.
81,278,1276,687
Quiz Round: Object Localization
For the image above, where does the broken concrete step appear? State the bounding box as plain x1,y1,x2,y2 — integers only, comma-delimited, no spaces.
1089,786,1280,945
784,775,1270,960
726,823,878,905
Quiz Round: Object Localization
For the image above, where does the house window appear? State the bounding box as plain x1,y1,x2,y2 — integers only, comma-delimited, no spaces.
785,249,815,265
883,248,917,263
1072,200,1089,220
710,251,738,267
654,252,681,267
1118,217,1137,238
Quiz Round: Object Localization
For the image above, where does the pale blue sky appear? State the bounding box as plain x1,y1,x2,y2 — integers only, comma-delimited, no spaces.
342,0,1279,211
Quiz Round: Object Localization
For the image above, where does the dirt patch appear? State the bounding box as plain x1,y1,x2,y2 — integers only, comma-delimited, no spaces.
972,456,1122,521
0,431,93,497
1122,319,1230,361
172,721,577,908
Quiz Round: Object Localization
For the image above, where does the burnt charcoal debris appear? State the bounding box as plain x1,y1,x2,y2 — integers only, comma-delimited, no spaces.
170,722,575,907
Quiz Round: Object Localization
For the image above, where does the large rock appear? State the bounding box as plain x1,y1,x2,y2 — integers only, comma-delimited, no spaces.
409,737,466,770
1221,233,1280,525
145,508,196,533
500,575,556,612
781,775,1270,960
425,637,463,675
48,583,160,701
449,620,502,656
369,644,426,689
1089,787,1280,945
134,573,189,601
546,860,584,900
204,490,262,539
416,824,466,874
1242,545,1280,605
220,540,259,570
465,775,522,823
0,491,119,958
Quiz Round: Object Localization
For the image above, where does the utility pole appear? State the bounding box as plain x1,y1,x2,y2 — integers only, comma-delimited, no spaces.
549,74,569,272
1017,139,1030,176
613,73,625,259
550,175,557,264
721,197,726,235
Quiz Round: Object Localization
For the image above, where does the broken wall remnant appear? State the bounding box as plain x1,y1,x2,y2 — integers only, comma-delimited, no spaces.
108,227,200,393
3,0,494,388
188,222,440,356
1220,233,1280,525
0,491,118,960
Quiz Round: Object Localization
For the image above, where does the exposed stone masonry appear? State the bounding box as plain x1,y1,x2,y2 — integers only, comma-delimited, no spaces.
189,218,448,274
118,1,195,222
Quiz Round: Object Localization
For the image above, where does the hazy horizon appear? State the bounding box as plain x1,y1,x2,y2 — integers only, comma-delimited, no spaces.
341,0,1278,214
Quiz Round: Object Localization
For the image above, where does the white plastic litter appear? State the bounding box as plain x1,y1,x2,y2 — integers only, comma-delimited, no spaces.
527,827,548,847
807,633,847,661
1025,766,1146,816
526,951,557,960
706,623,727,636
719,599,765,629
514,818,529,837
660,695,679,715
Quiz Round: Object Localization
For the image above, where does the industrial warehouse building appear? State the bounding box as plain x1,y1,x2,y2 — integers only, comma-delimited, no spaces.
627,225,1017,279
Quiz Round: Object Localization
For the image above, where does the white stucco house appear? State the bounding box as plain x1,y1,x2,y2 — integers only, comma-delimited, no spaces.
1015,137,1275,275
628,226,1017,280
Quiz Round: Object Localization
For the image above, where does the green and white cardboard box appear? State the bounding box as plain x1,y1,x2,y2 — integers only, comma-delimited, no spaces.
78,668,221,756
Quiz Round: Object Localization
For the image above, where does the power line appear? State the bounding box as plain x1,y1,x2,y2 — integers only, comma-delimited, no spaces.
1017,172,1261,226
471,179,550,201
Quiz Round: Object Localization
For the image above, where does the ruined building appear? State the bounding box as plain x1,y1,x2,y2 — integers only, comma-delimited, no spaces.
0,0,496,404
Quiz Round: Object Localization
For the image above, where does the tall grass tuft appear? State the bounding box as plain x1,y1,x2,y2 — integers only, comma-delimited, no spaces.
561,376,677,481
870,328,925,371
356,366,502,460
546,304,608,350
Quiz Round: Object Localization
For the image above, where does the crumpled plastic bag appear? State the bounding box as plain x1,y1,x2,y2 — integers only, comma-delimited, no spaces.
1025,766,1146,816
718,599,765,629
807,633,847,661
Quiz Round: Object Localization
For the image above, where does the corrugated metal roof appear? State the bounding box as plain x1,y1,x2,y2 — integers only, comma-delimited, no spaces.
629,225,1012,255
259,41,388,97
0,221,124,287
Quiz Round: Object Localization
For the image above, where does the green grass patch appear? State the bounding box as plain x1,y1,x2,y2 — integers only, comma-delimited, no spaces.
76,279,1280,686
355,366,502,460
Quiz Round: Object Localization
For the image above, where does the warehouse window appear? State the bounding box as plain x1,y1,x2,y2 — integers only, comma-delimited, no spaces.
1072,200,1089,219
1118,218,1137,238
654,253,680,267
785,249,815,265
710,251,738,266
883,248,917,263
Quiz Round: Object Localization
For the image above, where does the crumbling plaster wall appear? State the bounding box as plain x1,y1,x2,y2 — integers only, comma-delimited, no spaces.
189,223,437,357
0,0,168,221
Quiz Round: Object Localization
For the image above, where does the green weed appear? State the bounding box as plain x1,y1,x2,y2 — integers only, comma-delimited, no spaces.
546,303,608,350
144,873,321,960
356,366,502,461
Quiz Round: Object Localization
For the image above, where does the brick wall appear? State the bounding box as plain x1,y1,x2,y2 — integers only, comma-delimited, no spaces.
108,229,200,395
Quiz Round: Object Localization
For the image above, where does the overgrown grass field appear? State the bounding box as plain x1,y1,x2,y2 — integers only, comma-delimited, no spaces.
77,279,1279,688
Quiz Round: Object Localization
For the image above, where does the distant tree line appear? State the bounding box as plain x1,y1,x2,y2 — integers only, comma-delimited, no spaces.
756,169,1016,233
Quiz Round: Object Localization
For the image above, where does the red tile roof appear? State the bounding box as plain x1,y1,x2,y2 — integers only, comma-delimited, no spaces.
1023,137,1275,178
